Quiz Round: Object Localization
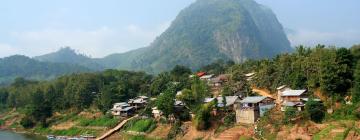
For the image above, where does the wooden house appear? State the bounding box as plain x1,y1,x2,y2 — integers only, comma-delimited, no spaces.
111,102,135,117
204,96,242,111
279,89,307,111
235,96,275,124
128,96,149,109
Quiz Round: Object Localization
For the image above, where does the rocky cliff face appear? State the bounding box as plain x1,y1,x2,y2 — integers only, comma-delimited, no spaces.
101,0,292,73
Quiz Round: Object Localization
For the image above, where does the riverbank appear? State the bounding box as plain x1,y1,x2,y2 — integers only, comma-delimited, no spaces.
0,109,116,139
0,130,46,140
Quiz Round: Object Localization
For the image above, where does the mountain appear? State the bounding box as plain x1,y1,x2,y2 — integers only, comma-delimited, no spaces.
100,0,292,73
30,0,292,74
0,55,90,85
34,47,104,70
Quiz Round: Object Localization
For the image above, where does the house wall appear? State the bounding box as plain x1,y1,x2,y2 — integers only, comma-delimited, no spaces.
259,103,275,116
236,108,256,124
111,111,120,116
282,96,301,102
277,87,290,103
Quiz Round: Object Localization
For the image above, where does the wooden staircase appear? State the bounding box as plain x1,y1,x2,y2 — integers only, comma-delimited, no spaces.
96,115,138,140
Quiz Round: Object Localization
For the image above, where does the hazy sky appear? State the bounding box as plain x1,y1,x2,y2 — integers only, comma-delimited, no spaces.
1,0,360,58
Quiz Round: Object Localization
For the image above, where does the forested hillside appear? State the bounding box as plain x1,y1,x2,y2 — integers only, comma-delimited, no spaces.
0,55,90,85
34,47,104,70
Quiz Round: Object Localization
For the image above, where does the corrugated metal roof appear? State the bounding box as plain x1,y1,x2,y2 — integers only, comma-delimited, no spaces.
281,90,306,96
203,96,240,107
240,96,267,103
204,97,214,103
200,74,214,79
277,85,287,90
282,101,304,107
216,96,240,106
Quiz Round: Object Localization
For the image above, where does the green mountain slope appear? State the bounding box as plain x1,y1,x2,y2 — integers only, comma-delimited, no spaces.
100,0,292,73
34,47,104,70
0,55,90,85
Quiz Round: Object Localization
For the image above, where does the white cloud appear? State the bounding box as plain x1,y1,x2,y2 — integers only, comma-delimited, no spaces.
3,22,170,58
288,29,360,47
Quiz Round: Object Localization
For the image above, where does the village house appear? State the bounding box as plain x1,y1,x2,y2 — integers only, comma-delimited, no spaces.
210,74,229,87
204,96,242,111
151,100,186,119
276,85,291,103
200,74,214,81
111,102,135,117
152,107,163,119
276,86,307,111
128,96,149,109
235,96,275,124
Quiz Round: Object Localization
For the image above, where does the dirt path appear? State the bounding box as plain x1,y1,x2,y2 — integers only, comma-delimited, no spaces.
252,87,274,98
213,126,254,140
147,124,171,139
181,122,214,140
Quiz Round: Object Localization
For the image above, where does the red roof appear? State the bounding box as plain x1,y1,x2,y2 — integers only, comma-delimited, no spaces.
196,72,206,77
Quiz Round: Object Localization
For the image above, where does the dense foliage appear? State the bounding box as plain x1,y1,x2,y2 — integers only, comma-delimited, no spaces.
0,55,90,85
305,99,326,123
229,45,360,102
0,70,152,127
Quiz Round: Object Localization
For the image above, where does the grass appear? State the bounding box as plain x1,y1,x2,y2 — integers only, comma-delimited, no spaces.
124,118,157,133
34,126,98,136
214,125,228,134
78,116,119,127
312,125,335,140
9,122,19,128
120,132,163,140
239,136,254,140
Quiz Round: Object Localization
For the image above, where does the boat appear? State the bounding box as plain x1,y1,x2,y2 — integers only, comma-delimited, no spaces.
46,135,56,140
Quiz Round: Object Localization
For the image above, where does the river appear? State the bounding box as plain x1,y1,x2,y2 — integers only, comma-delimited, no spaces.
0,131,46,140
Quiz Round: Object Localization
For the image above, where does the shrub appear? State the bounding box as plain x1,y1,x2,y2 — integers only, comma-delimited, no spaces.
124,118,157,133
283,107,297,124
305,99,325,123
194,104,211,130
223,113,236,126
179,110,190,121
354,106,360,119
20,117,35,128
0,119,4,126
167,120,182,139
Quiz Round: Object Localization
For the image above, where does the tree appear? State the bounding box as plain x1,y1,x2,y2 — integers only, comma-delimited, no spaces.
353,61,360,103
171,65,191,80
305,99,325,123
194,104,211,130
177,77,209,111
222,94,227,111
156,89,175,117
150,72,171,96
27,89,52,127
0,89,8,106
96,85,118,114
